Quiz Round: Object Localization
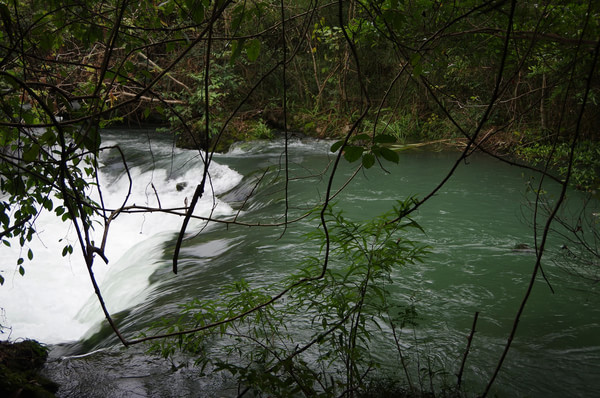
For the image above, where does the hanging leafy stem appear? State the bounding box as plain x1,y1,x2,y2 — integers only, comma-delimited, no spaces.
330,132,399,168
0,70,100,284
147,198,428,396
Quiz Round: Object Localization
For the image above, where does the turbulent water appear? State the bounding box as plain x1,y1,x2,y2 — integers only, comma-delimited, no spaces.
1,128,599,397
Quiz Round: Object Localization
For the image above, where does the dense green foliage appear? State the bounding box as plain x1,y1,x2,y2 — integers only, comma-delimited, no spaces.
518,140,600,190
1,0,599,396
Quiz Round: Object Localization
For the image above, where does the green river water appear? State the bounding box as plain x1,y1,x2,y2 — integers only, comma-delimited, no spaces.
29,129,600,397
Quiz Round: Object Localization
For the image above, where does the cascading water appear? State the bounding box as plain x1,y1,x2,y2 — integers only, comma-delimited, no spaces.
0,129,242,343
1,129,599,397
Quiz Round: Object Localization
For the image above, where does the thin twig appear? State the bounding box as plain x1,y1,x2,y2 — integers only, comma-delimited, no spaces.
457,311,479,389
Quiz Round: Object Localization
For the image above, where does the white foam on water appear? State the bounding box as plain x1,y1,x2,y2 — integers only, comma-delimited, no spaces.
0,142,242,344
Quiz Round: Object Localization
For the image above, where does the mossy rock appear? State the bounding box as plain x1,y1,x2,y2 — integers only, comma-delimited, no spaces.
0,340,59,397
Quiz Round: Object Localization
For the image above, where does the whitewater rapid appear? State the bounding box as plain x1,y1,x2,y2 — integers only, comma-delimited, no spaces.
0,131,242,343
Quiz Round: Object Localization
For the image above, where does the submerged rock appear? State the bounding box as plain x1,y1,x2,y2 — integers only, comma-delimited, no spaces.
512,243,535,253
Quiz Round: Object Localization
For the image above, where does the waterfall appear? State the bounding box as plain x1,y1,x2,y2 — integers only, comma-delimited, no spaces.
0,130,242,343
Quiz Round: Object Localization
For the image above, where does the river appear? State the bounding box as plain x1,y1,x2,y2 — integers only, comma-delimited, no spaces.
1,128,599,397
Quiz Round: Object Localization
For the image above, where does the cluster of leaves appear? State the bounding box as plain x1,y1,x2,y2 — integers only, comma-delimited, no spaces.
0,96,98,284
0,0,112,283
517,141,600,191
160,61,244,145
149,200,430,396
330,133,399,169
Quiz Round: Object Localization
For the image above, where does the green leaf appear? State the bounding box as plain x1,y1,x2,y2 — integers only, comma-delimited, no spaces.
0,129,10,146
38,34,55,52
40,130,57,146
404,219,426,233
27,248,33,260
230,39,246,64
23,144,40,162
411,53,422,77
374,134,396,144
330,140,344,153
410,53,421,67
362,153,375,169
379,147,399,163
413,63,422,78
124,60,135,72
85,25,103,45
350,133,370,142
104,70,116,80
0,274,4,285
42,199,53,211
141,70,153,80
187,0,205,24
245,39,261,62
0,4,13,40
62,244,73,257
18,266,25,276
343,146,364,163
81,126,101,152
